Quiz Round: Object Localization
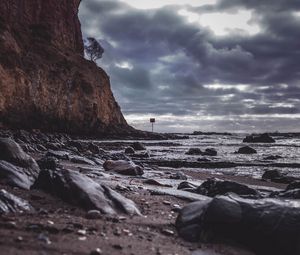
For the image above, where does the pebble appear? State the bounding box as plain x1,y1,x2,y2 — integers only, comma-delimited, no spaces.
37,233,51,244
112,244,123,250
163,200,171,205
77,229,87,236
78,236,87,241
86,210,102,219
161,229,175,236
16,236,23,242
90,248,103,255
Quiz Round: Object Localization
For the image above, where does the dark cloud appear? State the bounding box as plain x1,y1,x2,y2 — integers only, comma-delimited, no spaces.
79,0,300,132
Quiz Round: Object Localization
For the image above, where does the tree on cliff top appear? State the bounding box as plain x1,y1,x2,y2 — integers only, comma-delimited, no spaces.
84,37,104,62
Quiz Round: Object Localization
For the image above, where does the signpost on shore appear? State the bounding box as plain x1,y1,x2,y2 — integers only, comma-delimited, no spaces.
150,118,155,132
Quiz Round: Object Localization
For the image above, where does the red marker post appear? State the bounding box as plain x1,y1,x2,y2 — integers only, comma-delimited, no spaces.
150,118,155,132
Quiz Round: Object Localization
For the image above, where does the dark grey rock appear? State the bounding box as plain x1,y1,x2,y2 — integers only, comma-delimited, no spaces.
88,143,100,154
236,146,257,154
263,155,282,160
0,138,40,189
33,169,141,215
178,181,198,192
37,156,59,170
196,178,261,198
176,194,300,255
262,169,299,184
243,133,275,143
103,160,144,176
46,150,70,160
170,171,188,180
124,147,135,154
0,189,33,214
70,156,96,166
186,148,202,155
131,142,146,151
202,148,217,156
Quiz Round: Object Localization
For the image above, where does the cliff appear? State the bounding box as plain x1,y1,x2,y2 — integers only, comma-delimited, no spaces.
0,0,129,135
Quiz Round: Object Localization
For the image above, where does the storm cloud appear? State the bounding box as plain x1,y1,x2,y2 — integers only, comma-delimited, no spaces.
79,0,300,132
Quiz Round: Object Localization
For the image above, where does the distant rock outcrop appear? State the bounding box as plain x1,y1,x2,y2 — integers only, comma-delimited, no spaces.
0,0,128,135
243,133,275,143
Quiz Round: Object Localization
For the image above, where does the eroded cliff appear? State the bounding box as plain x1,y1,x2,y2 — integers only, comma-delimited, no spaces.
0,0,129,135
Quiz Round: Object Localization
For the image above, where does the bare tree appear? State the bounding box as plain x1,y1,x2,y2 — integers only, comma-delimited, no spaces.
84,37,104,62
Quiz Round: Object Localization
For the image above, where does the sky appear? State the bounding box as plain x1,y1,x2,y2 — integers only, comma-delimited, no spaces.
79,0,300,133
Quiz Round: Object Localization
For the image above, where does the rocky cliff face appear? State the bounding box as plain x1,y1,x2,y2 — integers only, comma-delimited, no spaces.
0,0,129,135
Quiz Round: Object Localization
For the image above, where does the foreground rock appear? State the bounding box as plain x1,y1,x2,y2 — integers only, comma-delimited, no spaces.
33,169,141,215
243,133,275,143
103,160,144,176
270,181,300,199
236,146,257,154
0,189,33,214
186,148,217,156
196,178,260,198
262,169,299,184
0,138,40,189
176,194,300,255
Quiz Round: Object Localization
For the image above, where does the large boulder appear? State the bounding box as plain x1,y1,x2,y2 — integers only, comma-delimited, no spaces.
103,160,144,176
0,138,40,189
243,133,275,143
0,189,33,214
176,194,300,255
196,178,260,198
236,146,257,154
33,169,141,215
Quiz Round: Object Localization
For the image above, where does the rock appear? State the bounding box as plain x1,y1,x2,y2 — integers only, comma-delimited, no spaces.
270,181,300,199
202,148,217,156
68,141,84,152
46,142,62,150
37,156,59,170
271,189,300,199
131,142,146,151
195,178,260,198
46,150,70,160
197,158,211,162
263,155,282,160
286,181,300,191
124,147,135,154
243,133,275,143
186,148,217,156
103,160,144,176
161,229,175,236
0,0,129,135
86,210,102,219
177,181,198,192
0,138,40,189
176,194,300,255
70,156,96,166
132,152,150,158
0,189,33,214
90,248,103,255
33,169,141,215
236,146,257,154
262,170,299,184
186,148,202,155
143,179,172,187
170,172,188,180
88,143,100,154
